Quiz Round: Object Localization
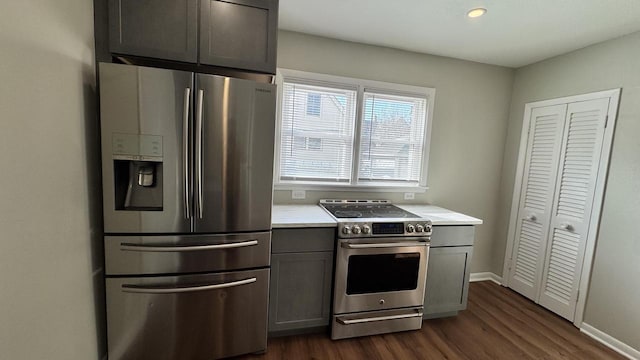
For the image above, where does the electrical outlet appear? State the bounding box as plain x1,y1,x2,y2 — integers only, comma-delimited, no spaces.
404,192,415,200
292,190,306,199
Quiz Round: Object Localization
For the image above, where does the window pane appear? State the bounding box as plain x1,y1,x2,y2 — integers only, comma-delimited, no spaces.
279,81,357,182
358,91,427,183
306,93,321,116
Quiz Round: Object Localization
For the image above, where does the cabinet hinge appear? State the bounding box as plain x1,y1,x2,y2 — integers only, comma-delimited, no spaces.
575,289,580,303
604,115,609,128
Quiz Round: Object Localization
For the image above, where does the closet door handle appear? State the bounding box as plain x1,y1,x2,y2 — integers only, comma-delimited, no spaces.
526,214,537,222
560,223,574,232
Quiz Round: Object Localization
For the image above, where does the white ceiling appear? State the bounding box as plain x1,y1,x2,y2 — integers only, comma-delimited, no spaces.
278,0,640,68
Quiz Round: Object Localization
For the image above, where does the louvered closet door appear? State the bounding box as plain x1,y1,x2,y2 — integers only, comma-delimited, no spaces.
508,104,567,300
538,98,609,320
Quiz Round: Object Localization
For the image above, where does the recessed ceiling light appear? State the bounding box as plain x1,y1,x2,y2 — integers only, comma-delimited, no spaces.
467,8,487,18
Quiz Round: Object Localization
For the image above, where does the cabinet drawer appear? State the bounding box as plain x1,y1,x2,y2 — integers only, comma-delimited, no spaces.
272,228,335,253
430,226,475,247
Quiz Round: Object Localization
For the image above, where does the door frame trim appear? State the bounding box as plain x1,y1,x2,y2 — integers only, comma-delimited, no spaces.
501,88,621,328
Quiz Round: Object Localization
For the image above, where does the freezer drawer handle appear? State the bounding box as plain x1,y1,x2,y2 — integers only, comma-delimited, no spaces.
336,309,423,325
120,240,259,252
122,277,257,294
342,241,429,249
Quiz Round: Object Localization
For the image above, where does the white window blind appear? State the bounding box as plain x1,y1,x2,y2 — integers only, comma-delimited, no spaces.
279,81,357,182
358,91,427,185
276,69,434,189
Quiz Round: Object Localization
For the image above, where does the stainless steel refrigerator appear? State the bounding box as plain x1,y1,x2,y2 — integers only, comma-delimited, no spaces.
99,62,276,360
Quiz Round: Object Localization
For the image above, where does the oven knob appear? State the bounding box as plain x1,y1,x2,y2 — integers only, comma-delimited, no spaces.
407,224,415,233
362,225,371,234
342,226,351,235
424,224,432,233
416,224,424,233
352,225,362,234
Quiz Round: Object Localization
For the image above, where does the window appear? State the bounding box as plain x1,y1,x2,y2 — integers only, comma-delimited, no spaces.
306,93,321,116
275,69,434,189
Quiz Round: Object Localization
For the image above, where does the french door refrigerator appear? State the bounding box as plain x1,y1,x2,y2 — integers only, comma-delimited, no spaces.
99,62,276,360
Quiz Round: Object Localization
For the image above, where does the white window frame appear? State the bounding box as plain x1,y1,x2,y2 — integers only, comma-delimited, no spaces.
274,68,435,192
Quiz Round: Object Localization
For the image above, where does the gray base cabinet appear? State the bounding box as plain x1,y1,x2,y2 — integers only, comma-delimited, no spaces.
269,228,334,335
424,226,475,318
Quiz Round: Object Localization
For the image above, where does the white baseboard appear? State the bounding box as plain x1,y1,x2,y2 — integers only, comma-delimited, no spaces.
469,272,502,285
581,323,640,360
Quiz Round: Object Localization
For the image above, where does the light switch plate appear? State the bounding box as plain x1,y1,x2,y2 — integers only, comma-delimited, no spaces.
404,192,415,200
292,190,306,199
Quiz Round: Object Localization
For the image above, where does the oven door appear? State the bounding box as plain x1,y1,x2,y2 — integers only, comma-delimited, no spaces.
333,237,429,314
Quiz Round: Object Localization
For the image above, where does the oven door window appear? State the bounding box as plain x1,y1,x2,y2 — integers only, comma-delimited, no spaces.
346,253,420,295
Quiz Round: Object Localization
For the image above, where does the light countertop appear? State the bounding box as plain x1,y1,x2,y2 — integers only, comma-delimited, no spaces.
272,205,337,228
396,205,483,226
272,204,482,228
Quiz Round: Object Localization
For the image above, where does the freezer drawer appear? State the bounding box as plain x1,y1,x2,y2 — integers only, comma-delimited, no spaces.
105,232,270,275
106,268,269,360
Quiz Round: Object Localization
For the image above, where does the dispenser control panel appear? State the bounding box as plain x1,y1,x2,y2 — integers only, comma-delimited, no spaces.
112,133,163,161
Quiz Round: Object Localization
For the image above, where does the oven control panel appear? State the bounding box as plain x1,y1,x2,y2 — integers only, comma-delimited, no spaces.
338,220,432,238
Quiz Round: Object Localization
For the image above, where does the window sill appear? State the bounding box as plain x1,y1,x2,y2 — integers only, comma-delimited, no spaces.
274,183,428,193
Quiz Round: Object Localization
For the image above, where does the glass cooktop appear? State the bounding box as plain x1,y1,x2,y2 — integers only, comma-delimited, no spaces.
321,202,420,219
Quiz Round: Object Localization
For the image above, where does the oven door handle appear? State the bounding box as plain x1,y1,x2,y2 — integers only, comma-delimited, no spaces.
336,309,424,325
342,241,429,249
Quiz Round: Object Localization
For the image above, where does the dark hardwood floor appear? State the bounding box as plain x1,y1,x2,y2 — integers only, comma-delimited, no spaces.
238,281,624,360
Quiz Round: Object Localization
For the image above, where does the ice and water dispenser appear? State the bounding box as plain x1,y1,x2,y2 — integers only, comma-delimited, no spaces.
112,133,163,211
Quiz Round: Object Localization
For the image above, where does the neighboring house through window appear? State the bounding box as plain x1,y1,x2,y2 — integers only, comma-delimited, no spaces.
306,93,321,116
275,69,435,189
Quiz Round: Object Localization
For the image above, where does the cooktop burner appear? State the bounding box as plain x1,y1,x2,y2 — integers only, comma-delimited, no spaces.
321,201,419,219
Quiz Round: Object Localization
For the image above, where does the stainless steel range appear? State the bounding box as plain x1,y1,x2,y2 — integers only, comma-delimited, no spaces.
320,200,432,340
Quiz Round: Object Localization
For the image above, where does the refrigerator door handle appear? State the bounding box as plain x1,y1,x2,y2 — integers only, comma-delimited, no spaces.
119,240,259,252
195,89,204,219
121,277,257,294
183,87,192,219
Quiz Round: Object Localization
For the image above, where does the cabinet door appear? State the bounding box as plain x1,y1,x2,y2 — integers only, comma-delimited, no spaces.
424,246,473,315
269,252,333,333
199,0,278,73
108,0,198,63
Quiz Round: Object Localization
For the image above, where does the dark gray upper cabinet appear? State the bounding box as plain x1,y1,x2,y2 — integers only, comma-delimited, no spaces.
108,0,198,63
199,0,278,73
107,0,278,73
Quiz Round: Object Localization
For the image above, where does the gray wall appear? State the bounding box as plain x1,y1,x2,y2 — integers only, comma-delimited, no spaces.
0,1,104,359
275,31,515,273
496,31,640,350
